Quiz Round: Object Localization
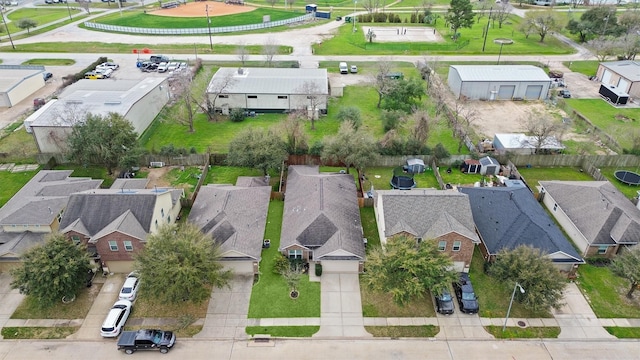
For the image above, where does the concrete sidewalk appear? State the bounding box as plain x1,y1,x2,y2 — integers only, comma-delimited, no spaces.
553,282,616,339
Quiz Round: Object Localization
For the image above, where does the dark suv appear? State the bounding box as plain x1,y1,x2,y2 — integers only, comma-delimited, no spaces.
452,273,479,314
435,289,455,315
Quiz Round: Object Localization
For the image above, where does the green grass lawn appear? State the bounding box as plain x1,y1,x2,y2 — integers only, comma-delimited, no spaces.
516,166,595,189
564,99,640,151
203,165,265,185
0,127,39,164
1,326,78,339
440,166,485,187
598,167,640,199
314,15,574,55
248,200,321,318
485,326,560,339
361,284,437,317
365,325,439,337
165,166,203,198
575,264,640,318
564,60,600,77
605,327,640,338
245,326,319,337
360,207,381,252
0,170,39,207
94,8,301,28
470,250,552,318
6,8,82,34
363,167,440,191
22,58,76,66
11,284,102,320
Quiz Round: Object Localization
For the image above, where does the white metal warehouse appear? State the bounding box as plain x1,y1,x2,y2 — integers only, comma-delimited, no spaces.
207,67,329,114
596,60,640,99
448,65,551,101
0,65,46,108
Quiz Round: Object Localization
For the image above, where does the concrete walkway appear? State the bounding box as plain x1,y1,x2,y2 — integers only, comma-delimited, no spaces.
313,273,371,338
194,275,253,339
553,282,616,339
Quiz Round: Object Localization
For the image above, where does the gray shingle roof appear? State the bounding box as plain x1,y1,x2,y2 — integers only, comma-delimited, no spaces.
0,170,102,226
458,186,583,263
110,178,150,190
0,231,46,258
376,189,479,243
280,166,365,260
59,188,182,241
539,181,640,246
187,183,271,261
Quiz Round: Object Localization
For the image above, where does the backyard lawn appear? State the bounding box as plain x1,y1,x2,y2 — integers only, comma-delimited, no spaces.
363,166,441,191
0,170,39,207
516,166,594,189
0,126,39,164
599,167,640,199
248,200,321,318
576,264,640,319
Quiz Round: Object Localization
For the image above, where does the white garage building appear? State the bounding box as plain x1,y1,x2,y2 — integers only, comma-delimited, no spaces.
448,65,551,100
596,61,640,99
24,78,169,154
0,65,46,108
207,67,329,114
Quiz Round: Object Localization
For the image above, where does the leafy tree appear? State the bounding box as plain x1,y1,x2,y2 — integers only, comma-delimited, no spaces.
229,108,246,122
283,264,303,298
522,11,564,43
16,18,38,34
134,223,232,305
382,77,425,112
445,0,475,41
610,246,640,299
321,121,379,174
67,112,139,175
336,106,362,129
363,235,457,306
10,233,91,308
227,127,288,175
488,245,566,312
566,6,623,43
433,143,450,163
381,109,405,132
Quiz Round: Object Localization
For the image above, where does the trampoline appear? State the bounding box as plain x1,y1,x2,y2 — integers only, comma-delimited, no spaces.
614,170,640,186
390,166,416,190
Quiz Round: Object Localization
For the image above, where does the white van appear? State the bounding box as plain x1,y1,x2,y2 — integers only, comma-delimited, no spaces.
339,62,348,74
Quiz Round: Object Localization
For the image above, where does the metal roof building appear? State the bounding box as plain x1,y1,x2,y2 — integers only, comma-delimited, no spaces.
24,78,169,154
448,65,551,101
207,67,329,114
596,60,640,99
0,65,46,108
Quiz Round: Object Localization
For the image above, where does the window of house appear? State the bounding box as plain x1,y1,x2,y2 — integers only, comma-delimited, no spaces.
248,95,257,99
288,249,302,259
598,246,607,255
108,241,118,251
161,208,165,217
416,237,423,244
123,241,133,252
453,241,462,252
155,219,158,230
219,95,229,98
57,211,63,223
168,216,171,223
438,241,446,251
71,235,81,245
278,95,288,99
553,203,558,211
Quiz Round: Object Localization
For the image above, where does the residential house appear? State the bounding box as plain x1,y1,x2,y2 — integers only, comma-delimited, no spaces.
59,187,183,273
459,185,584,273
188,178,271,275
280,166,365,273
0,170,102,271
374,189,480,272
539,181,640,258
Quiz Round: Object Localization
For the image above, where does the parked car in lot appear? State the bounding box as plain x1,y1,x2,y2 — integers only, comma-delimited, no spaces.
84,71,104,80
100,299,132,338
42,72,53,81
119,273,140,301
140,62,158,72
117,329,176,355
97,62,119,71
452,273,479,314
167,61,179,72
157,62,169,73
558,89,571,98
94,68,113,78
435,289,455,315
350,65,358,74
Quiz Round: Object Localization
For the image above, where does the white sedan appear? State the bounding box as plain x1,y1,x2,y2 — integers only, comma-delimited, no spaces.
119,273,140,301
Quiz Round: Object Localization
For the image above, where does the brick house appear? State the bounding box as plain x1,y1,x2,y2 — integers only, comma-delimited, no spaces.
59,187,184,273
539,181,640,258
374,189,480,272
0,170,101,271
459,185,584,273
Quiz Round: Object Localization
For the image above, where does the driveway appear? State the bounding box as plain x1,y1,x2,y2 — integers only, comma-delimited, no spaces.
313,273,371,338
194,274,253,339
68,274,124,340
552,282,615,339
0,272,25,339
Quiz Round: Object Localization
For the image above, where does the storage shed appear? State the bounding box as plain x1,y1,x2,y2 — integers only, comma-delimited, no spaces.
0,65,46,108
596,60,640,99
461,159,481,174
478,156,500,176
447,65,551,101
406,158,425,173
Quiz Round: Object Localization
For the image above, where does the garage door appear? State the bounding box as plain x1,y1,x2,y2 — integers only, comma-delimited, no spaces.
321,260,360,273
222,260,255,275
602,70,613,86
497,85,515,100
618,78,630,93
453,261,466,273
524,85,543,99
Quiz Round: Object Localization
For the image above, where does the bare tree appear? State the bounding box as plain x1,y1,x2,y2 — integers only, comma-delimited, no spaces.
169,71,197,133
205,70,236,121
279,111,309,154
523,110,565,154
287,0,295,9
450,98,477,153
236,43,249,66
522,11,563,43
361,0,380,13
262,37,278,68
614,33,640,61
77,0,91,14
493,3,512,28
409,110,432,145
297,80,324,130
587,36,618,61
372,60,393,108
266,0,277,6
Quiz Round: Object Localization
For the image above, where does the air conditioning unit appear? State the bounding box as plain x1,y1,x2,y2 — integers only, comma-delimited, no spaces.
150,161,165,168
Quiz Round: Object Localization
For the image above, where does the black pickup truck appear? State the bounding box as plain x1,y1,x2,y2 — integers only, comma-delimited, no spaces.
117,329,176,355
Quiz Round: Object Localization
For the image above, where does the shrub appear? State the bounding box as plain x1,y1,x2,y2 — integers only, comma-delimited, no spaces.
229,108,246,122
315,263,323,277
433,143,450,162
336,106,362,129
381,110,404,132
586,257,612,267
272,254,290,275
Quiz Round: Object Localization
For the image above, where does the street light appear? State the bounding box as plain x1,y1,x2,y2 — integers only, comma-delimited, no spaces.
353,0,357,33
206,4,213,51
503,281,525,332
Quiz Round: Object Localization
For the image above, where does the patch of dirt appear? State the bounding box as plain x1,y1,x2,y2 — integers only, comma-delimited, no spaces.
144,166,174,189
151,1,256,18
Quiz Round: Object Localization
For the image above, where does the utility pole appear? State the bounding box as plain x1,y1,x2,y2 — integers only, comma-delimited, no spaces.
206,4,213,51
0,7,15,50
482,7,493,52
